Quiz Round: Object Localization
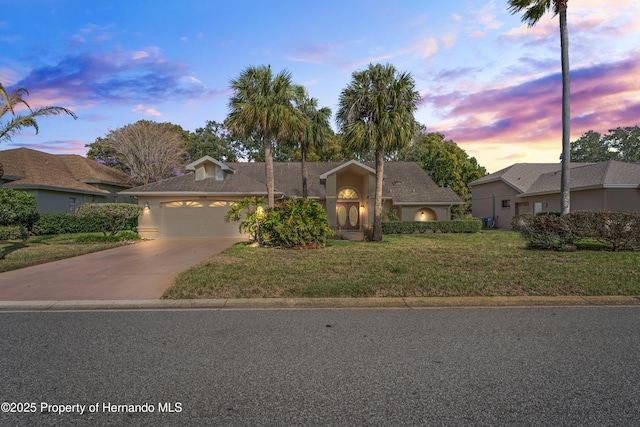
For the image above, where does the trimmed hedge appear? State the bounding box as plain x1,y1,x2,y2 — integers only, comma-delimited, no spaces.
76,203,143,236
382,218,482,234
32,213,138,236
0,225,28,241
512,211,640,251
75,230,142,243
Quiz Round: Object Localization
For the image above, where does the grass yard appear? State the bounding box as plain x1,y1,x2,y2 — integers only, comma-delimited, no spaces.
165,231,640,299
0,234,131,273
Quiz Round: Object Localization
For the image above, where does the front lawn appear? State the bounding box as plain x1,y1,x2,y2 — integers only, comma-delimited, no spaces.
0,234,132,272
164,231,640,299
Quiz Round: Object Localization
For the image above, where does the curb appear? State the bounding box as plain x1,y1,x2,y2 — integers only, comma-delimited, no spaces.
0,296,639,311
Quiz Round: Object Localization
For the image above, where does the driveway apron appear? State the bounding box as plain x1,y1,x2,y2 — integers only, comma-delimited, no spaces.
0,238,242,301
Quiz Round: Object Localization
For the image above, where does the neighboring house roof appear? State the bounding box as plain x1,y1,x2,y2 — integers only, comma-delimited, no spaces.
469,163,567,193
470,161,640,196
123,160,462,204
525,161,640,196
0,147,132,195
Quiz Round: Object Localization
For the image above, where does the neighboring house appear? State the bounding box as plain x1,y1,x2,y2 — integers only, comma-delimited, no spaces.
121,156,463,239
0,147,135,213
470,161,640,229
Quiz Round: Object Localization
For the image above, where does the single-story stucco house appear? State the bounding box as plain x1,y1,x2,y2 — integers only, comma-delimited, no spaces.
0,147,135,213
121,156,463,239
470,160,640,229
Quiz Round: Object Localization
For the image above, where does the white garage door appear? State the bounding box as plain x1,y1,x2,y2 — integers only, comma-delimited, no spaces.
160,200,244,238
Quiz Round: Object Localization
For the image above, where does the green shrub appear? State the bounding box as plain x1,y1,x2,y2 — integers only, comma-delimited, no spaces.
0,225,28,241
76,203,143,236
32,212,138,235
260,198,334,248
382,218,482,234
512,212,573,250
512,211,640,251
116,230,142,241
224,197,266,244
382,208,400,222
226,197,334,248
0,189,39,230
570,210,640,251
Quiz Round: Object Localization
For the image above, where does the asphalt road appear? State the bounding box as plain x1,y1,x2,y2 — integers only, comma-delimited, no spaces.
1,307,639,426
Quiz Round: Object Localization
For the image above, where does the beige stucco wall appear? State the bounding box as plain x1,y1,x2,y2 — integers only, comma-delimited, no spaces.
399,205,449,221
519,188,640,214
474,183,640,230
589,188,640,211
471,180,520,228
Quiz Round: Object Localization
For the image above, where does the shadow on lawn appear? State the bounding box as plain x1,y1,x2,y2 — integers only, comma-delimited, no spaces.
0,241,27,260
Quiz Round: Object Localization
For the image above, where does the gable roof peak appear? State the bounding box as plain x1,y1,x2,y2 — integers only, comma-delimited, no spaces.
319,159,376,179
185,156,235,172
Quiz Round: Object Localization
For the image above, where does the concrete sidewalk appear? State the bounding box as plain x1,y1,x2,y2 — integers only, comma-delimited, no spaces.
0,238,242,301
0,295,638,311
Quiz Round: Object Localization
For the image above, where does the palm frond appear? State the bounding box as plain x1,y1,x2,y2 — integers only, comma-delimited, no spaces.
507,0,553,26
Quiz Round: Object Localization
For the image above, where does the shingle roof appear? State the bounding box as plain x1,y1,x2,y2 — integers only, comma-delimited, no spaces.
119,168,270,195
470,161,640,196
469,163,564,192
0,147,132,194
123,160,462,204
526,161,640,195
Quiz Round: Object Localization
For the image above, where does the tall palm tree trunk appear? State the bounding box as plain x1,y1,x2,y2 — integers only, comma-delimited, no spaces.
373,148,384,242
301,147,308,199
263,130,275,207
559,3,570,215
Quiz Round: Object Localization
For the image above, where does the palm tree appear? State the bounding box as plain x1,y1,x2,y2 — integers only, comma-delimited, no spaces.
508,0,570,215
337,63,420,242
225,65,304,207
0,82,77,144
293,88,333,198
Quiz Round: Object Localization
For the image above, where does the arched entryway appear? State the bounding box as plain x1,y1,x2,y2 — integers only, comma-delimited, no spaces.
415,207,437,222
336,188,360,230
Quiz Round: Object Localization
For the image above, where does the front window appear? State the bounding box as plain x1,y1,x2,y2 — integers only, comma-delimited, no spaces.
501,199,511,208
68,197,76,213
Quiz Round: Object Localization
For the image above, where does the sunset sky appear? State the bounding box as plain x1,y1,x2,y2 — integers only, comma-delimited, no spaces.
2,0,639,172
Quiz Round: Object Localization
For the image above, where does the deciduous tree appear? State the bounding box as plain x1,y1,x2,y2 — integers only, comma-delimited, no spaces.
570,126,640,163
184,120,242,163
91,120,186,186
400,129,487,201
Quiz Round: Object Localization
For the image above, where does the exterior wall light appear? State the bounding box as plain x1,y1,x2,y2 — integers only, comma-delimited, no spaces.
144,202,150,210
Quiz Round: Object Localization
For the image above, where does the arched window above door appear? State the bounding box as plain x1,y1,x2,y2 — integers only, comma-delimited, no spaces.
337,188,358,200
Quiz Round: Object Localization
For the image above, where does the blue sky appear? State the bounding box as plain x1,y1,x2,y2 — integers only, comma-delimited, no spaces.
2,0,639,172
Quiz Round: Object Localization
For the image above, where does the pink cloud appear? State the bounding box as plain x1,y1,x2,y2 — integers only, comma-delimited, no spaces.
8,45,224,110
132,104,162,117
426,52,640,158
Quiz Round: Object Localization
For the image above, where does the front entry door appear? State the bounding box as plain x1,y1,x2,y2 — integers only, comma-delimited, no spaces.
337,202,360,230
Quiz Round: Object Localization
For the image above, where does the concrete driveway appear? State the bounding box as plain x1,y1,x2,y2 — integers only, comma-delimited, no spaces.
0,238,243,301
